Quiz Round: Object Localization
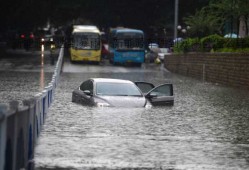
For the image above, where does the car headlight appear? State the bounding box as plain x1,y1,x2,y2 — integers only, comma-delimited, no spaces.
96,102,110,107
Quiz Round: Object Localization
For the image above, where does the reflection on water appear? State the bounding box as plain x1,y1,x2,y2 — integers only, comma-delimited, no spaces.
34,66,249,170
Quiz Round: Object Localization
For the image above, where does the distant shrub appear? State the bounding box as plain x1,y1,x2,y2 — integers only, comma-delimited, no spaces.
173,35,249,53
174,38,201,53
200,34,224,51
216,47,249,53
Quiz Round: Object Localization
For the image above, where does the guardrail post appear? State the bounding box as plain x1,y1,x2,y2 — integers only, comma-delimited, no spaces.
9,100,19,170
0,104,7,170
42,89,48,124
23,98,36,170
48,83,53,105
34,93,42,138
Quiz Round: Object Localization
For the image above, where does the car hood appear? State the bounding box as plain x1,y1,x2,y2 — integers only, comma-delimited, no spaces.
95,96,147,107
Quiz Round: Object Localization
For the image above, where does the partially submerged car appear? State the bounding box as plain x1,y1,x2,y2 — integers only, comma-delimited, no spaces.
72,78,174,107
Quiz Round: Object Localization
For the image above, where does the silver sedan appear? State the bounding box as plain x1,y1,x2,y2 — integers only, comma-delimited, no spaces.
72,78,174,107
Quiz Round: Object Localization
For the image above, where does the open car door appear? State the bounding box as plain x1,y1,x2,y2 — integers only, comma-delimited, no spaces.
135,82,174,106
134,82,155,94
72,88,93,105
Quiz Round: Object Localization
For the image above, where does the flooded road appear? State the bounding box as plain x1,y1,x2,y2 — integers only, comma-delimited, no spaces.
0,47,57,104
34,55,249,170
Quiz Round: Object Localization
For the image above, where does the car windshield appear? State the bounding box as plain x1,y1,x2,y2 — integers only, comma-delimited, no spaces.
96,82,142,96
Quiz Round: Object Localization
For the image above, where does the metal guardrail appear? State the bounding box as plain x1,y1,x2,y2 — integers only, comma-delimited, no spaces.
0,46,64,170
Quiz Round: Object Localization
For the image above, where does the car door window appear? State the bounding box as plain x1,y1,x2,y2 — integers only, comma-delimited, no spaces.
80,81,88,91
149,84,173,96
80,80,93,94
134,82,155,94
88,81,93,94
146,84,174,106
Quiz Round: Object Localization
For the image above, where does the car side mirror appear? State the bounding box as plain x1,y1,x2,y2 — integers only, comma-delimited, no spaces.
83,90,92,96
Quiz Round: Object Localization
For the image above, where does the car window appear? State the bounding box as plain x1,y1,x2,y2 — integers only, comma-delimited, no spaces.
80,80,93,94
96,82,142,96
150,84,173,96
134,82,155,94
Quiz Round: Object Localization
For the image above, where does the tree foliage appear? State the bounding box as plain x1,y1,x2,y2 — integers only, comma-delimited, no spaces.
183,0,249,38
183,8,222,38
174,35,249,53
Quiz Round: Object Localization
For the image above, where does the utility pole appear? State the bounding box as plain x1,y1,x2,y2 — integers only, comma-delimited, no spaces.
174,0,179,40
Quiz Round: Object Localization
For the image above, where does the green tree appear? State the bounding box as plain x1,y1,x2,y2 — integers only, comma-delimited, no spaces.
183,0,249,38
209,0,240,35
238,0,249,36
209,0,249,36
183,8,222,38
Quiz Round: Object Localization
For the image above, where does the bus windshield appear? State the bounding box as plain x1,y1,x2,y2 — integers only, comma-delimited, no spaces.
73,33,100,50
111,32,144,50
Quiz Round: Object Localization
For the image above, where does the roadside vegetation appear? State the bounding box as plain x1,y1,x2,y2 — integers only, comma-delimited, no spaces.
174,0,249,53
174,35,249,53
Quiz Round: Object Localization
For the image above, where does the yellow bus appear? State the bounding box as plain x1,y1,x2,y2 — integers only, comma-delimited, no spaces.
70,25,101,63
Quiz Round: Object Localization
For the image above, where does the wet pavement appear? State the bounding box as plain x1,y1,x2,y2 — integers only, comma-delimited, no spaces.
0,46,58,104
33,53,249,170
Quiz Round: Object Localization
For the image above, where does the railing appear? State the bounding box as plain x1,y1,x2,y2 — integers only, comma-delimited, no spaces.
0,46,64,170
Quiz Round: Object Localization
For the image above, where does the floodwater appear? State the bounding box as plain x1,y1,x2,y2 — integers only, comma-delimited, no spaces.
0,47,56,104
1,47,249,169
34,57,249,170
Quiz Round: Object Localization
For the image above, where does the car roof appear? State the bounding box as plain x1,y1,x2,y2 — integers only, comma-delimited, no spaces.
116,29,143,34
110,28,144,34
91,78,134,84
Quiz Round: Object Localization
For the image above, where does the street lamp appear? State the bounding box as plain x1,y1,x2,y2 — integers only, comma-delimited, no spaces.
175,25,190,47
177,25,190,38
174,0,179,40
175,25,182,47
177,25,182,31
181,28,186,34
